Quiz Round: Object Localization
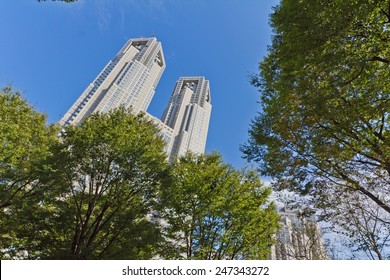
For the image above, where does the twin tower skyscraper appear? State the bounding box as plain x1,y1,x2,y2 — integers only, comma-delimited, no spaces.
60,37,212,162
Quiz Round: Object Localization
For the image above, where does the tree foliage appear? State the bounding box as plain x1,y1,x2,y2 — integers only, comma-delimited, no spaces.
242,0,390,215
322,191,390,260
162,153,279,260
1,105,172,259
242,0,390,259
1,90,279,259
0,87,59,258
0,87,59,209
35,109,170,259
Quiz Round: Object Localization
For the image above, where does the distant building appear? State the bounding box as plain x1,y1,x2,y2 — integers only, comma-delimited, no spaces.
60,38,211,161
270,208,328,260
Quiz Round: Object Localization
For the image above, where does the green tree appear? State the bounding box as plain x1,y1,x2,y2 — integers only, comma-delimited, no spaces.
242,0,390,259
242,0,390,214
162,153,279,260
43,108,171,259
3,108,172,259
0,87,59,258
0,87,59,209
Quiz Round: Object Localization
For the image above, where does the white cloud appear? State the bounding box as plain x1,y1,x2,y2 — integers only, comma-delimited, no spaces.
94,0,113,32
124,0,168,20
93,0,169,32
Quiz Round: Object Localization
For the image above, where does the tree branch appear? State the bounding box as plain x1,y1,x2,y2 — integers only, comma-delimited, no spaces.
371,56,390,64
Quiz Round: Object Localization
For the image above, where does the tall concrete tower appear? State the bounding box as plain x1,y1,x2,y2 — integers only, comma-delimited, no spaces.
60,37,165,126
60,38,211,162
160,77,212,162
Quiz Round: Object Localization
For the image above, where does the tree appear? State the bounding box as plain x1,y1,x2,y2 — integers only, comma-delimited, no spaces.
161,153,279,260
242,0,390,259
321,191,390,260
0,87,59,209
242,0,390,220
2,108,172,259
46,108,172,259
0,87,59,259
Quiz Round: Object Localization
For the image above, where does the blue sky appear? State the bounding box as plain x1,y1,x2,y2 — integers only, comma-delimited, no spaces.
0,0,279,168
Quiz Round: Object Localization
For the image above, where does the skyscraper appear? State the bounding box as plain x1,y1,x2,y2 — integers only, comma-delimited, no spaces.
60,38,211,161
160,77,212,162
60,37,165,126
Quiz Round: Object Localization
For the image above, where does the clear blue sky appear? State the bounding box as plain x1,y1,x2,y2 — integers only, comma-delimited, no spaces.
0,0,279,168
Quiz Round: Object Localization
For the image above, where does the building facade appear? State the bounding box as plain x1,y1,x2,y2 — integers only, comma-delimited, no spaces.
270,208,328,260
160,77,212,162
60,38,211,161
60,37,165,126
